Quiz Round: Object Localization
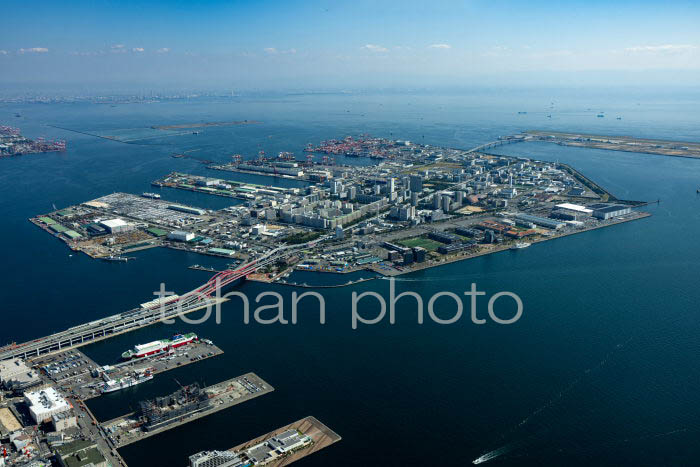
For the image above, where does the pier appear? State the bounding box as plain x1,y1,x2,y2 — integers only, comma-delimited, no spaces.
189,416,341,467
100,373,273,448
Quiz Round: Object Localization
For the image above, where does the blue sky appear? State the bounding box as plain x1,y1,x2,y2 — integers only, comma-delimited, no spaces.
2,0,699,90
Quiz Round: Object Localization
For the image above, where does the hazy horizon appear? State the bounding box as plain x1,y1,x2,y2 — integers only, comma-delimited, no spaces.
2,0,700,92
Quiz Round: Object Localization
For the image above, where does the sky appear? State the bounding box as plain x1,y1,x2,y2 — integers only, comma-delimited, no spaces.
1,0,700,92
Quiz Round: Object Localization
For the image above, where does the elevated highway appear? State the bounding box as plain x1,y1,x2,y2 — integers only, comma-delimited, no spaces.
0,237,327,361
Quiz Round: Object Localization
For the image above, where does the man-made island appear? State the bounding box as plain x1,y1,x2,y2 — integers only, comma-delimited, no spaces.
29,134,649,281
518,130,700,159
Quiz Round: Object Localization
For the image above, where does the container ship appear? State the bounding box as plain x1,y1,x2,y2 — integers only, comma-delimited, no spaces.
121,333,198,360
101,368,154,393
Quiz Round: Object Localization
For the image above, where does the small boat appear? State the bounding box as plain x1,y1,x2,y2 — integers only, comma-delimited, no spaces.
510,242,531,250
102,255,131,262
597,114,605,118
616,116,622,120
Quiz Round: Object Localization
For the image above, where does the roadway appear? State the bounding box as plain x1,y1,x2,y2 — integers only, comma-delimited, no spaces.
0,235,328,361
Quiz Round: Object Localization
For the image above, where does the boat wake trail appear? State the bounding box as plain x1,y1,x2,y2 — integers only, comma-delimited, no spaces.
472,441,521,464
472,337,634,464
516,336,633,429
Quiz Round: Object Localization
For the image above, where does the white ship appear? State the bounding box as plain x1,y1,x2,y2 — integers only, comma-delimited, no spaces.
142,192,161,199
101,368,154,393
510,242,531,250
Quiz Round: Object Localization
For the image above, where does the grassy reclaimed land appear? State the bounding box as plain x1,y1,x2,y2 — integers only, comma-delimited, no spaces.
398,237,443,251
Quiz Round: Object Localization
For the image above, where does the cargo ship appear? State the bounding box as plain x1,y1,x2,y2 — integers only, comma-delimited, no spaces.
101,368,154,393
121,333,198,360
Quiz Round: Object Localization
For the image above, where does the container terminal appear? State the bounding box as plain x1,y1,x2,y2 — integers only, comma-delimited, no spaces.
188,416,341,467
100,373,273,448
0,125,66,158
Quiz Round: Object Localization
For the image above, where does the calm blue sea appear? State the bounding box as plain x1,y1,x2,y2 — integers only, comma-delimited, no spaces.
1,87,699,466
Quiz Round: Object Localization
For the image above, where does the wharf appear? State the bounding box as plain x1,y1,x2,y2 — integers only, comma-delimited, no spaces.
219,416,341,466
32,340,224,401
208,164,312,182
101,373,273,448
383,210,651,277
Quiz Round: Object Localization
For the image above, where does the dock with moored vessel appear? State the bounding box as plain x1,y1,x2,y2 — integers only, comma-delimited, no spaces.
100,373,273,448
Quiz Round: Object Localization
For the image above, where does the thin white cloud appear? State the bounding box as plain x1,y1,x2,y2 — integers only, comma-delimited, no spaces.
110,44,127,53
264,47,297,55
132,47,145,53
362,44,388,52
428,44,451,49
624,44,697,53
481,45,512,57
70,50,106,56
156,48,170,53
0,50,8,55
18,47,49,54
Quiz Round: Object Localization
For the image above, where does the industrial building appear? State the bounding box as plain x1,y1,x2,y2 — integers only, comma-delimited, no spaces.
0,358,41,392
189,429,311,467
438,243,473,254
52,412,77,432
190,450,245,467
24,387,71,423
54,440,107,467
168,230,195,242
168,204,206,216
514,213,565,230
99,218,134,234
588,203,632,220
428,231,460,244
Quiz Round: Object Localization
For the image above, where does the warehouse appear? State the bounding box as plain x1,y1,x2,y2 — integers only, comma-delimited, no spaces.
589,203,632,220
514,213,565,230
100,218,134,234
168,204,206,216
168,230,195,242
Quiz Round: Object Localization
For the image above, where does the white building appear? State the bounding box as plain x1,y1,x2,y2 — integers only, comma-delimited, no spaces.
554,203,593,214
168,230,195,242
24,387,71,423
100,218,134,234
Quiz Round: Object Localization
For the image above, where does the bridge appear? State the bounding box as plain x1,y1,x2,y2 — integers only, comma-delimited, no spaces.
0,237,327,361
464,137,526,154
